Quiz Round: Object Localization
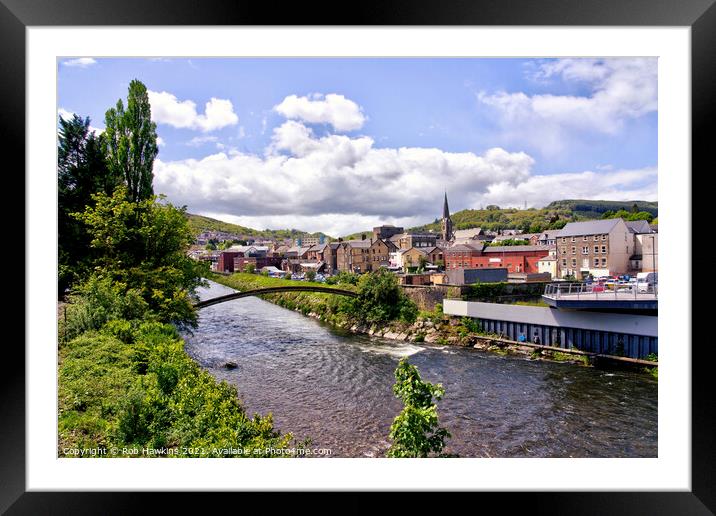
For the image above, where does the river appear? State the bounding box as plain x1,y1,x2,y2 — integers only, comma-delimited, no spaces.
183,280,657,458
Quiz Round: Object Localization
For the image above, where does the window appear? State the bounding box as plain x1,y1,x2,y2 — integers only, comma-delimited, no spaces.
583,236,588,241
571,237,576,242
594,235,599,241
571,246,576,254
594,246,599,253
562,259,567,267
582,246,589,254
562,237,567,243
602,234,607,240
561,247,567,254
601,245,607,253
593,258,599,267
601,258,607,266
571,259,577,267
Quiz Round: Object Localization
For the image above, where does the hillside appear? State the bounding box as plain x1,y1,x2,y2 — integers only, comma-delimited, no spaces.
544,200,658,219
185,213,332,241
342,199,659,238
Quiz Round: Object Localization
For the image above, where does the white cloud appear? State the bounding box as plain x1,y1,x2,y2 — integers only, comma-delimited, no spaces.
62,58,97,68
153,120,541,235
475,167,657,209
186,135,219,147
274,93,366,131
148,90,239,132
478,58,657,155
156,136,165,147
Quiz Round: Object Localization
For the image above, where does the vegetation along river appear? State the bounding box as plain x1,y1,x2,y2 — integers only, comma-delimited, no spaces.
183,280,657,458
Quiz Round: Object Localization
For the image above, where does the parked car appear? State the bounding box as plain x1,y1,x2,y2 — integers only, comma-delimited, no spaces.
636,272,658,293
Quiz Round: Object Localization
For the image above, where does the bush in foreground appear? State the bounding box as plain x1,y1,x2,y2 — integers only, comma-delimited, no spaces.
59,321,292,457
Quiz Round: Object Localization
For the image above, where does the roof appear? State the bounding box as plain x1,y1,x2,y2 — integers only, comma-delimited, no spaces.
539,256,557,261
445,243,483,252
453,228,482,239
483,245,551,253
422,246,443,254
538,230,562,240
625,220,652,234
307,243,328,252
492,234,537,242
557,219,622,238
286,246,311,255
401,247,428,255
342,240,372,248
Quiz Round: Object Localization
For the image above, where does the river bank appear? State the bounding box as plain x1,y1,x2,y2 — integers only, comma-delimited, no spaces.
188,279,658,457
207,273,657,376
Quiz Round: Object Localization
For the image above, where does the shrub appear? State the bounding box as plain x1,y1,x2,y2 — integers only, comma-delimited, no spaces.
387,359,451,458
62,275,150,341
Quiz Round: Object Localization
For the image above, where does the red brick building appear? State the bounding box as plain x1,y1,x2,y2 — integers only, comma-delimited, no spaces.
445,244,550,274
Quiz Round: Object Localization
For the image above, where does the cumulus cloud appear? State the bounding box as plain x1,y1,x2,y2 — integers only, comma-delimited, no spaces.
274,93,366,131
475,167,657,210
478,58,657,156
153,120,542,235
148,90,238,132
62,58,97,68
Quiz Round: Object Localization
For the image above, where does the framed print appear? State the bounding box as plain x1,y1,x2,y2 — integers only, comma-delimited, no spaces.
5,0,713,512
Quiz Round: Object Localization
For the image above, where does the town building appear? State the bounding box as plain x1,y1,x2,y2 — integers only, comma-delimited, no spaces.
491,233,541,245
446,267,509,285
537,230,561,246
392,232,438,250
445,243,550,274
556,219,634,279
633,233,658,272
294,235,323,247
372,225,404,241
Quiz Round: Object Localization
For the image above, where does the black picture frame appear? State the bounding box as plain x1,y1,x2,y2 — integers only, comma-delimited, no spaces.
4,0,711,512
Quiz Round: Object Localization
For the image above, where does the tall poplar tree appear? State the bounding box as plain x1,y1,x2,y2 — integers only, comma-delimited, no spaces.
103,79,158,203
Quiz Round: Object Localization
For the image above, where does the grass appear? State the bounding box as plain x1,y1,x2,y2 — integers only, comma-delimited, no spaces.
513,299,550,308
209,272,357,326
58,321,292,457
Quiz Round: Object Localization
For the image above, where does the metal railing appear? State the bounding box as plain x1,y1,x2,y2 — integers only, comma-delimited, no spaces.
543,281,658,300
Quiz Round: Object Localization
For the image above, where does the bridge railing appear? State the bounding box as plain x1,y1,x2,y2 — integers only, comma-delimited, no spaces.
543,281,658,300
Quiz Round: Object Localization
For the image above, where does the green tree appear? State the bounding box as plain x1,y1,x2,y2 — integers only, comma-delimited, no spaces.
348,269,417,324
244,263,256,274
305,270,316,282
58,113,122,296
103,80,158,203
74,187,208,327
387,359,451,457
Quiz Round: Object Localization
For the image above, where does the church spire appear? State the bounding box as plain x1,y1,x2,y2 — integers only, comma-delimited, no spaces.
443,192,450,219
441,192,453,242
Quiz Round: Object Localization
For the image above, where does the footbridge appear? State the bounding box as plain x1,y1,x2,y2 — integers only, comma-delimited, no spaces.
194,285,358,309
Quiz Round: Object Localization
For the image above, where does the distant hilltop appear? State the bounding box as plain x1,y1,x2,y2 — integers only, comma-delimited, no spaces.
544,199,658,219
406,199,658,237
185,213,333,241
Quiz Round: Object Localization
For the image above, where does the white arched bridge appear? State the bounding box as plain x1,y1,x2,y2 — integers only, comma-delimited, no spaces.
193,285,358,309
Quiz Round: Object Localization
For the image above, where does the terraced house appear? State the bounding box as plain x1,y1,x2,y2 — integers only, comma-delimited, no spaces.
336,238,393,273
556,219,633,279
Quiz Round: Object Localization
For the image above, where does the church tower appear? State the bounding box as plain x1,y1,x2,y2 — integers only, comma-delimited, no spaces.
441,192,453,242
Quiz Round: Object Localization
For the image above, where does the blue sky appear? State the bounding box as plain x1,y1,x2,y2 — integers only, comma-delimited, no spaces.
58,57,657,236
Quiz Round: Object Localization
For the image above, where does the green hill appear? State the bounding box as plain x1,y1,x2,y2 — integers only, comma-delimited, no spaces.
185,213,333,241
544,200,658,219
341,199,658,238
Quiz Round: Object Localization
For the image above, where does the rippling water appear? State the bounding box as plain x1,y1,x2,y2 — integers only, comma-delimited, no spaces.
183,281,657,458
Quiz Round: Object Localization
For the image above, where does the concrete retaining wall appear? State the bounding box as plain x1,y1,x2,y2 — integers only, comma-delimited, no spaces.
443,299,658,358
